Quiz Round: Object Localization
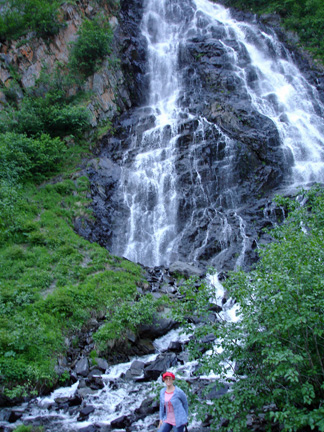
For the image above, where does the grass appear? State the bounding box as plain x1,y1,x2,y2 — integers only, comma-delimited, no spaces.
0,141,148,398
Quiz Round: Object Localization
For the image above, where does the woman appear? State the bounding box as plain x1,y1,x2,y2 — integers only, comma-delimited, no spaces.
158,371,188,432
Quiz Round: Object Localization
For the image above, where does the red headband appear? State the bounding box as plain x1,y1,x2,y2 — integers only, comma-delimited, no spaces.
162,372,175,380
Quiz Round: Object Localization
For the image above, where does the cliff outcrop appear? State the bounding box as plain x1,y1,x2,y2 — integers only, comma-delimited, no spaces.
0,0,132,127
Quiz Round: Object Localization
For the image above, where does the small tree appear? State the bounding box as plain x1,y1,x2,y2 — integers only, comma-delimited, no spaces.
69,15,113,77
175,186,324,431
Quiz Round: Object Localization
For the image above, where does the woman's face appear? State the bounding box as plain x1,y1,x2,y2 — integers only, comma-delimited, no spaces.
164,376,174,386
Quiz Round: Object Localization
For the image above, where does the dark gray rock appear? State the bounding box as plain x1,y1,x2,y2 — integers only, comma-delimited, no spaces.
125,360,145,380
138,314,178,339
79,425,98,432
85,375,104,390
8,410,23,423
134,396,159,420
206,383,229,399
143,353,177,380
77,405,95,421
169,261,204,278
95,358,109,372
111,414,133,429
74,358,90,377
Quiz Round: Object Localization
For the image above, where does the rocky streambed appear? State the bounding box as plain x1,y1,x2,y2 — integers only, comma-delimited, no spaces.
0,262,240,432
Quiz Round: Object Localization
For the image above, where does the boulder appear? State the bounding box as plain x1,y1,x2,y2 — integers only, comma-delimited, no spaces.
110,414,133,429
74,358,90,377
125,360,145,380
138,314,178,339
143,353,177,380
134,396,159,420
77,405,95,421
169,261,204,278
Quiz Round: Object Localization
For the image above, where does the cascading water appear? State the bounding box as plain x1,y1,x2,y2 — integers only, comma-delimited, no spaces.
3,1,324,431
106,0,324,270
115,0,187,267
194,0,324,185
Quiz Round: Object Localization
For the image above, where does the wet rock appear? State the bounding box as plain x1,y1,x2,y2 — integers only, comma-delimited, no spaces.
79,425,98,432
144,353,177,380
77,405,95,421
125,360,145,380
88,368,104,377
67,394,83,407
167,341,183,353
169,261,204,278
111,414,133,429
85,375,105,390
8,409,23,423
134,396,159,420
138,314,178,339
75,357,90,377
94,358,109,372
206,383,229,399
135,338,155,355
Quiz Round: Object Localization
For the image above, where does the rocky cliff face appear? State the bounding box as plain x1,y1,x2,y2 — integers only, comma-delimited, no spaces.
0,0,132,127
84,0,322,272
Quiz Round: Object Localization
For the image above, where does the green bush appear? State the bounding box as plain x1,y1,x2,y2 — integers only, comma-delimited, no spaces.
0,180,25,241
93,293,165,349
0,95,90,138
69,15,113,77
0,0,62,41
174,186,324,431
0,132,66,182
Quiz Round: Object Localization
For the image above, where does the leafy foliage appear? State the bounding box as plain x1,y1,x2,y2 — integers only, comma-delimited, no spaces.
0,175,147,396
174,186,324,431
0,133,65,182
0,91,90,139
0,0,62,41
13,425,44,432
94,293,166,349
69,15,113,77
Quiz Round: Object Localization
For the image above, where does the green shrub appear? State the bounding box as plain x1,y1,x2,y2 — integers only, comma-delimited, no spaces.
93,294,163,349
69,15,113,77
0,95,91,138
0,132,66,183
0,180,25,241
0,0,62,41
174,186,324,431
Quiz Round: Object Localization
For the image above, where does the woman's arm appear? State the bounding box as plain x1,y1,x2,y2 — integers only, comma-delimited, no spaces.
179,389,189,415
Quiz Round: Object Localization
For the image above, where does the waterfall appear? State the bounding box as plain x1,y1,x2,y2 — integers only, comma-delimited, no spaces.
194,0,324,184
116,0,189,267
108,0,324,270
3,2,324,431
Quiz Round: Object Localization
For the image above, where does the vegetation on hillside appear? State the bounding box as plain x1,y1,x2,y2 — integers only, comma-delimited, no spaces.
225,0,324,62
69,14,114,77
0,0,120,42
0,0,62,41
174,186,324,431
0,1,155,399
